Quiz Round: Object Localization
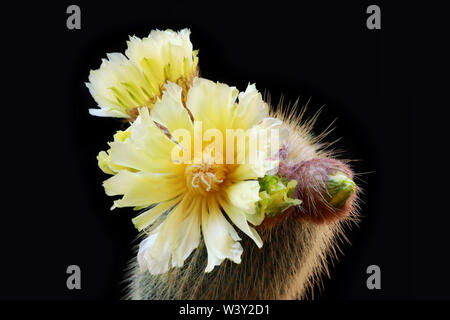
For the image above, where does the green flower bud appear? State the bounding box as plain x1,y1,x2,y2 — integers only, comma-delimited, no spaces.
326,172,356,208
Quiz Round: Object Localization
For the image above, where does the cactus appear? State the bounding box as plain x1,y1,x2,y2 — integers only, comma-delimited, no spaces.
85,28,360,300
123,102,359,300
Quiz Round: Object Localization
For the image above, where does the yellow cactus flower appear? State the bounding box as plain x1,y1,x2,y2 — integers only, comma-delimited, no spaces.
86,29,199,119
100,78,285,274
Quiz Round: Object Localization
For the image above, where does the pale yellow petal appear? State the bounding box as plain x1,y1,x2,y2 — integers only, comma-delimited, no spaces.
97,151,115,175
137,232,159,272
103,171,184,209
122,107,185,173
87,53,153,117
202,197,243,272
225,181,260,215
227,162,268,181
251,117,287,159
171,198,202,268
108,140,179,174
141,195,196,274
88,107,129,118
218,195,263,247
125,29,197,92
232,83,268,130
132,196,182,231
150,82,193,134
186,78,239,132
227,117,285,180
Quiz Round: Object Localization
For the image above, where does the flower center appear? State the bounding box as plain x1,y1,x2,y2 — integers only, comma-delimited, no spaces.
185,162,227,196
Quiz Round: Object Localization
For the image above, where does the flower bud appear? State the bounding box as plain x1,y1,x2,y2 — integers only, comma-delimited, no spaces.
278,158,357,224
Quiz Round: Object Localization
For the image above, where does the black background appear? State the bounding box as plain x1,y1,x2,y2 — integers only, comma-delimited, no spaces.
1,1,448,300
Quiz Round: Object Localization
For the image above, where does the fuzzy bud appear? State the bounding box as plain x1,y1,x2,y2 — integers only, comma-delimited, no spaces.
278,158,356,224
